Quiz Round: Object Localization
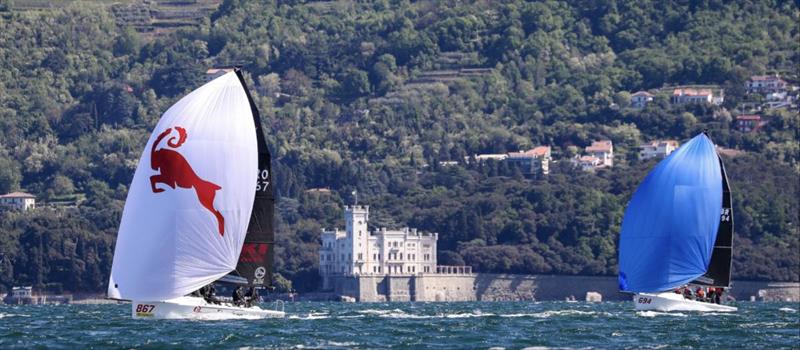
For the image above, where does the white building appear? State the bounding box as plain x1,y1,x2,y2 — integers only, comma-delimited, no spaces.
672,88,723,105
639,140,679,160
630,91,654,108
573,140,613,172
320,205,441,288
747,75,788,94
585,140,613,167
0,192,36,211
506,146,551,175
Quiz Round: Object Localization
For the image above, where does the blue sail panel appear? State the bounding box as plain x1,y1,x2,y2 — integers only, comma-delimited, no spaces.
618,134,722,292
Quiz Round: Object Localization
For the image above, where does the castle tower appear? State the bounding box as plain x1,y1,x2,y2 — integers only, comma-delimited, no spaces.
345,205,369,275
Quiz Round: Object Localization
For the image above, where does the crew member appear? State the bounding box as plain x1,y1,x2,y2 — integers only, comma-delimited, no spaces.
233,286,245,307
206,284,219,305
695,287,705,302
245,286,259,308
707,288,717,304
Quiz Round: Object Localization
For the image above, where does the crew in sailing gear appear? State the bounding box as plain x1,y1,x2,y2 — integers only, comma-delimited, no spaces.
715,287,724,304
245,287,259,307
206,284,220,305
695,287,705,301
707,288,717,303
682,287,692,300
233,286,245,306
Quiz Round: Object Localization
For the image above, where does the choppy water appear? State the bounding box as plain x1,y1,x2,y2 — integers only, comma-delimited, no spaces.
1,301,798,349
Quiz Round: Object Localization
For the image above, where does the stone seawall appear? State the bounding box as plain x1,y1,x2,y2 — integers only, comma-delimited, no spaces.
325,274,796,302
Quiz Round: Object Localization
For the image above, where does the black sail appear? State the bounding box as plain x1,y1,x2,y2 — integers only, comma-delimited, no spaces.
226,69,274,287
693,154,733,287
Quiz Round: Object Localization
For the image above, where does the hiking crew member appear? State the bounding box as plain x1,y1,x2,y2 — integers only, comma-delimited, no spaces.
233,286,245,307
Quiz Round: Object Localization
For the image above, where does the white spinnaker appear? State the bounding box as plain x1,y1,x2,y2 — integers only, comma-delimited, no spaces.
108,72,257,301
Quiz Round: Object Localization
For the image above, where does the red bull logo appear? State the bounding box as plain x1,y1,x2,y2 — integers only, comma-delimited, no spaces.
150,126,225,236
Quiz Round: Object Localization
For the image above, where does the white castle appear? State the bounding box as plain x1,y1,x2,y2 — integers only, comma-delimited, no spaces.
319,205,447,286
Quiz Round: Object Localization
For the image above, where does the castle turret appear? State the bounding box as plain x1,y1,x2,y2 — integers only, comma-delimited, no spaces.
345,205,369,275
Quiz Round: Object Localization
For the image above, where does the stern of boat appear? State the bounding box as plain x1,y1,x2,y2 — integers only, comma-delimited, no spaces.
633,292,737,312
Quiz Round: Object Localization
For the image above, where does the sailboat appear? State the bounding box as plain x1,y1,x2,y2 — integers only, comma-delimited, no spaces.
107,69,285,319
618,133,736,312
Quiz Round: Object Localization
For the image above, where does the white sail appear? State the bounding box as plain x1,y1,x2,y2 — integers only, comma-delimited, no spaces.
108,72,258,301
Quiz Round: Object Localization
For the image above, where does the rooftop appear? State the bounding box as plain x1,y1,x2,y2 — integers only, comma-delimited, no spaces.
585,140,613,153
642,140,679,148
750,75,785,82
206,68,234,75
736,114,761,121
507,146,551,158
673,88,712,96
0,192,35,199
631,91,654,97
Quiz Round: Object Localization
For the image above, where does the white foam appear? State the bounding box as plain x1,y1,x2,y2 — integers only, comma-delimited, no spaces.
636,311,688,318
779,307,796,313
289,312,330,320
443,312,495,318
357,309,402,315
0,313,30,319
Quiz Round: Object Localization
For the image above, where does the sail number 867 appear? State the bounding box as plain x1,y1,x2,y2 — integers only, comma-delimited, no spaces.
255,169,270,192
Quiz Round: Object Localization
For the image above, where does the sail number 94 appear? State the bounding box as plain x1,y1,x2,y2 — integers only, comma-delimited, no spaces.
255,169,270,192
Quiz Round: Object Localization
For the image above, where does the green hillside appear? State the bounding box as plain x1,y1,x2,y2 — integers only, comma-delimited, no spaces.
0,0,797,293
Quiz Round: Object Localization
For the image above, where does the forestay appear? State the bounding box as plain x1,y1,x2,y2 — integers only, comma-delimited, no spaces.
618,133,723,293
108,72,258,301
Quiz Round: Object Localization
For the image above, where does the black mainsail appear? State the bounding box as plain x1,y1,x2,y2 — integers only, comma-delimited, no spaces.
692,154,733,287
221,69,275,287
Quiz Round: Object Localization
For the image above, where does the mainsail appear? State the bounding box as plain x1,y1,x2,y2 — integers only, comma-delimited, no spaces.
618,133,724,293
693,155,733,287
222,70,275,287
108,72,259,301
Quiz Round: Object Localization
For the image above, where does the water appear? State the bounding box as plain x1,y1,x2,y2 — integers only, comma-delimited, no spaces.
1,301,798,349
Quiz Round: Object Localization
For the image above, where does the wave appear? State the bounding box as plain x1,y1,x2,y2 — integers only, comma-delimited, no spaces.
779,307,796,313
636,311,688,318
0,313,31,319
288,312,330,320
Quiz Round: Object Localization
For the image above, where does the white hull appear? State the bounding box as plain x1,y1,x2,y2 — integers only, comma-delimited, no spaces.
633,292,737,312
132,296,285,320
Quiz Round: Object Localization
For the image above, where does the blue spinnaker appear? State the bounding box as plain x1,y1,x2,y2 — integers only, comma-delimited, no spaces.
618,133,722,293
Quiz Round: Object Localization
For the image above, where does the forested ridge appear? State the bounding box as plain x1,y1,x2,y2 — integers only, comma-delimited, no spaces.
0,0,797,294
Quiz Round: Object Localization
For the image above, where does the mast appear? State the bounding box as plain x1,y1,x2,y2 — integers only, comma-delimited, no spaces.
693,154,734,287
225,69,275,287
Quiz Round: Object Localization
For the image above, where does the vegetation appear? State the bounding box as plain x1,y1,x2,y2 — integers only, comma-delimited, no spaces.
0,0,797,293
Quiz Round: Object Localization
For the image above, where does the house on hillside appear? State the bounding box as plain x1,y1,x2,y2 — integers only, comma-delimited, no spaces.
0,192,36,211
574,155,603,172
585,140,613,168
573,140,613,172
206,68,234,81
747,75,788,94
630,91,654,108
672,88,723,105
506,146,552,175
466,145,552,175
639,140,679,160
735,115,763,133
